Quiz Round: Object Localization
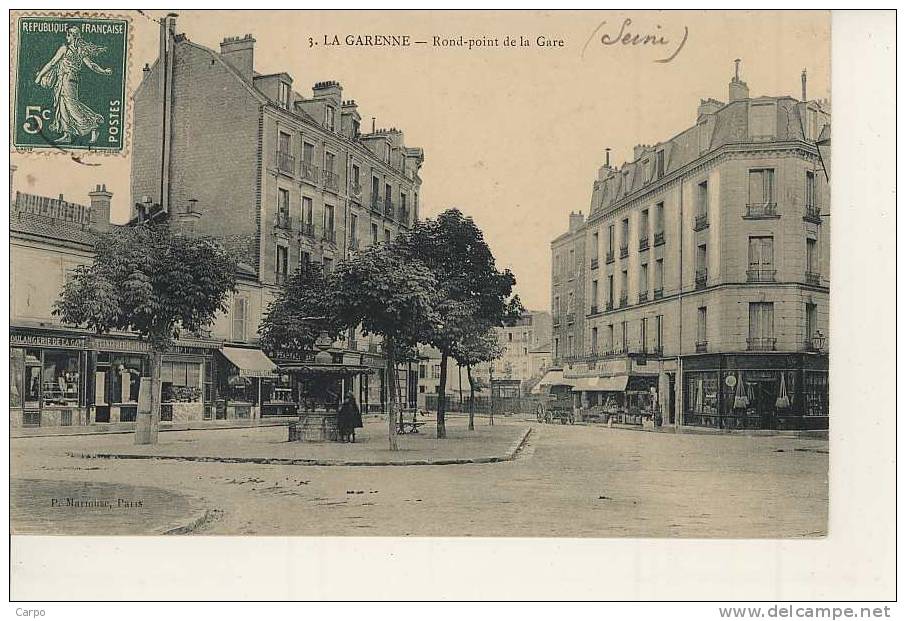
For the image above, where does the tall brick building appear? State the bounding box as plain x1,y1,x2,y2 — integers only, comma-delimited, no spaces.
131,15,425,410
548,64,830,430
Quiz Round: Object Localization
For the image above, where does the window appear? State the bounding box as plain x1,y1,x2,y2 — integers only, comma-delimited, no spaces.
749,169,775,206
385,143,391,163
371,223,379,245
655,315,663,350
806,302,817,343
300,250,311,266
591,327,598,353
698,121,710,153
655,202,664,234
323,257,333,273
277,188,289,218
748,236,774,273
384,229,391,242
350,214,358,245
302,142,315,166
278,131,291,155
401,192,407,213
696,181,709,218
620,320,628,351
553,338,559,359
749,102,777,138
432,364,441,379
352,164,360,188
232,296,249,342
325,106,335,131
640,209,649,239
806,171,816,208
655,259,664,291
620,270,628,298
621,218,629,248
607,324,614,351
608,225,615,254
656,149,665,178
640,263,648,294
508,333,513,342
324,204,335,235
591,280,599,308
554,295,561,317
567,292,574,313
567,335,574,357
40,349,81,408
696,244,707,271
419,364,426,379
385,183,392,209
568,249,575,275
806,238,817,273
607,275,614,305
161,361,202,403
749,301,776,351
324,151,335,175
276,245,288,280
372,176,380,200
302,196,313,230
640,318,648,351
278,82,290,109
697,307,707,344
591,231,599,260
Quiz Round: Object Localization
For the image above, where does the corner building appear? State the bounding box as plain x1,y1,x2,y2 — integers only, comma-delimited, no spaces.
550,66,830,430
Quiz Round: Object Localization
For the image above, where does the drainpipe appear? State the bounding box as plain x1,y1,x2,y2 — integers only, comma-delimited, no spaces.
676,179,685,429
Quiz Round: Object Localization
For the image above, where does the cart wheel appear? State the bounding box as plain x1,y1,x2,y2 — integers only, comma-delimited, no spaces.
535,403,545,423
568,411,575,425
544,409,553,424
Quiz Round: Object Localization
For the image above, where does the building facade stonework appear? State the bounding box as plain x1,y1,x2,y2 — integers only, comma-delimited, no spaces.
549,66,830,430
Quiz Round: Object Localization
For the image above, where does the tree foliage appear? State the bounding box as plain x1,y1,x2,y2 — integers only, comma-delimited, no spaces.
53,223,238,350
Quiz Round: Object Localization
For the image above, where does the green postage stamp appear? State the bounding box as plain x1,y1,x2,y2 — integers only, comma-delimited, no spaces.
12,13,130,153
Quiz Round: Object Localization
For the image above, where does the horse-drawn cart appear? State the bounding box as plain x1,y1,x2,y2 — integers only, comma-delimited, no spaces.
532,383,576,424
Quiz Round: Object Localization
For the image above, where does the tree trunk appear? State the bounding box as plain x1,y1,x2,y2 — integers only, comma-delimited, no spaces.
467,364,475,431
386,337,399,451
488,365,495,426
437,351,448,439
135,350,161,445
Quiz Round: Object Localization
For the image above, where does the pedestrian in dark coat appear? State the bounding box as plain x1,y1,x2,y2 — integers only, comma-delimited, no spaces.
337,393,362,442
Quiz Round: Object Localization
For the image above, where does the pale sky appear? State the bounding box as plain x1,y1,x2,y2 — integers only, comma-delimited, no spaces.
10,10,830,310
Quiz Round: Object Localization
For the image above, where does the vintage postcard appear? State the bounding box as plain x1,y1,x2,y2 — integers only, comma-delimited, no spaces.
6,8,896,603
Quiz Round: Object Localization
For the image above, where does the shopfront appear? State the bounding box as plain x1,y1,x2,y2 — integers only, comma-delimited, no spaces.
216,346,280,419
10,332,89,428
573,374,659,425
682,353,829,430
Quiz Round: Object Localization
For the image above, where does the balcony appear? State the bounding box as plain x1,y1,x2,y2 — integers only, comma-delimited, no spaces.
275,150,295,176
605,250,615,264
638,291,648,303
552,314,561,327
804,205,822,224
371,194,384,213
619,245,629,259
605,301,614,311
653,287,663,300
590,257,599,270
323,169,340,192
566,312,575,324
654,231,665,246
274,211,293,231
619,294,628,308
746,268,776,283
322,229,337,244
350,183,363,202
805,271,821,286
384,201,395,219
695,268,708,289
638,236,649,251
301,162,319,184
695,341,708,353
589,304,598,315
747,337,777,351
693,214,709,231
745,202,779,219
301,222,315,238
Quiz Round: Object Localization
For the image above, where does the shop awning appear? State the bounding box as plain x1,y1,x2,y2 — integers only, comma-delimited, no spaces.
571,375,629,392
220,347,278,378
530,369,576,394
278,363,375,376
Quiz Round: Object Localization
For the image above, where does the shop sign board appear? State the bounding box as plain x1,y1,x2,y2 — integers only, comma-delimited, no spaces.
10,332,86,349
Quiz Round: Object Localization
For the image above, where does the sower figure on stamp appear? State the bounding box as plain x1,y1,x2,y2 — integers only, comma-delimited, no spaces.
34,26,112,144
337,392,363,443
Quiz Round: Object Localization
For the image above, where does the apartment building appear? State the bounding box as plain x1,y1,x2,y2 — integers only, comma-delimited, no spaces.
550,64,830,431
493,310,553,389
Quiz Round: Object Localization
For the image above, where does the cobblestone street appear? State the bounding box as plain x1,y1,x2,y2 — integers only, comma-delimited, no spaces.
11,418,827,537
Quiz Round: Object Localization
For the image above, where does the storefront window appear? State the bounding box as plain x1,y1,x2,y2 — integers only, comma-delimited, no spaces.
161,360,203,403
686,372,719,415
24,348,42,408
41,349,81,408
803,371,828,416
10,348,24,408
107,355,147,404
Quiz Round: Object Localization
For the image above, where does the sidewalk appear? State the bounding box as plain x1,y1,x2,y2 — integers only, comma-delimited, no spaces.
11,415,299,438
67,418,533,467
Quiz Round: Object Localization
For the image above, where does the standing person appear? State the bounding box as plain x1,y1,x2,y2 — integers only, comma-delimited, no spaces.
338,393,363,443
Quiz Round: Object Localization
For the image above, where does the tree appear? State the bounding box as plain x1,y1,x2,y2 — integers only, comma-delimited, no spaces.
258,262,343,358
452,327,504,431
329,242,438,450
399,209,522,438
53,223,237,445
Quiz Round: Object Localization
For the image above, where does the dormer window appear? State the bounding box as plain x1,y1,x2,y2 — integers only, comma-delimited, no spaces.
278,82,290,109
656,149,665,178
351,118,360,137
385,143,391,164
749,101,777,140
325,106,335,132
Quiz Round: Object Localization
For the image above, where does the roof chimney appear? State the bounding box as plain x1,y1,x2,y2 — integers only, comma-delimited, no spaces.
88,183,112,232
605,148,611,167
728,58,749,102
697,98,724,119
569,210,585,232
220,34,256,79
801,68,808,101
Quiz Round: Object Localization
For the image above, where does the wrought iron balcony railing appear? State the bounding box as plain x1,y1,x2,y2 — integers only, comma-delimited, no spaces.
619,294,628,308
301,162,319,184
747,337,777,351
590,257,599,270
274,211,292,230
552,314,561,326
804,205,822,223
652,345,664,356
746,268,777,282
695,341,708,353
384,201,395,218
605,250,615,264
693,214,709,231
301,222,315,237
619,245,629,259
323,169,340,192
605,301,614,311
745,202,778,218
805,271,821,285
350,183,363,201
322,229,337,244
638,291,648,303
565,312,575,324
654,231,665,246
371,194,384,212
695,268,708,289
638,236,649,251
653,287,663,300
589,305,598,315
276,150,295,176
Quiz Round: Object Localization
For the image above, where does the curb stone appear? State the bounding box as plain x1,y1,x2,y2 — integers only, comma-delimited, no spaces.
156,506,215,535
74,426,535,468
